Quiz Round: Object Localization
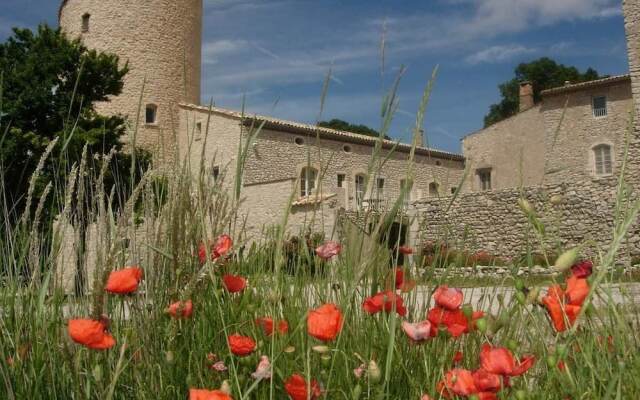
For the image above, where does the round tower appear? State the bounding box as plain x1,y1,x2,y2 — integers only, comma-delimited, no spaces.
59,0,203,161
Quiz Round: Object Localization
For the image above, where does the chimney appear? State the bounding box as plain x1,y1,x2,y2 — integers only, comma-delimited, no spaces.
519,81,534,112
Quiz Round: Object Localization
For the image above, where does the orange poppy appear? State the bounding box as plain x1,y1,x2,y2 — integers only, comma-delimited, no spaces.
104,267,143,294
255,317,289,336
542,277,588,332
472,368,503,392
427,307,474,337
315,241,342,260
442,368,477,397
227,334,256,356
189,389,233,400
284,374,322,400
433,285,463,311
565,276,589,306
166,300,193,319
398,246,414,255
307,304,343,342
222,275,247,293
362,291,407,317
68,319,116,350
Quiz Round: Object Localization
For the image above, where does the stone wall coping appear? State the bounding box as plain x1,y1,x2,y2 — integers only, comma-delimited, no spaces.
179,102,466,162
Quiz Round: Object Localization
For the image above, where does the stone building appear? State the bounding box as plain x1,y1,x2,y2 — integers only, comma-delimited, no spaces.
57,0,466,245
413,0,640,260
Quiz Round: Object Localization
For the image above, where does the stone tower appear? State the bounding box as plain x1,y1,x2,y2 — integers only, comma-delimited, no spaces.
623,0,640,182
59,0,203,162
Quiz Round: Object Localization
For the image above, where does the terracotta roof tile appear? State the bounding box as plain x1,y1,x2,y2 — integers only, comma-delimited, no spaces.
541,74,630,97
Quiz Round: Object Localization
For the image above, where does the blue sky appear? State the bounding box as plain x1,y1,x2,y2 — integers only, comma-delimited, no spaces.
1,0,629,153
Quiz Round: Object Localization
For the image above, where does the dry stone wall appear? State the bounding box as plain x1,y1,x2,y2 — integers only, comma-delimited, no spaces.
412,177,639,261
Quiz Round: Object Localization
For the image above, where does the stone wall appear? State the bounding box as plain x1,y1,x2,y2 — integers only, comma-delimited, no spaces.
624,0,640,188
541,80,633,185
59,0,203,162
462,106,546,191
412,177,639,261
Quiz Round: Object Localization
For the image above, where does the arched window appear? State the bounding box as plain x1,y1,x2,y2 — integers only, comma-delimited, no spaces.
300,167,317,197
145,104,158,124
355,174,367,206
593,144,612,175
82,13,91,33
428,182,439,196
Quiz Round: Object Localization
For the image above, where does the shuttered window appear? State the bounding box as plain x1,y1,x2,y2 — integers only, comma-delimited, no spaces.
593,144,612,175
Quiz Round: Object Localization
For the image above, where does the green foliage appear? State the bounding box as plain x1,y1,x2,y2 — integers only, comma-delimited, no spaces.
318,118,391,140
484,57,602,127
0,24,149,216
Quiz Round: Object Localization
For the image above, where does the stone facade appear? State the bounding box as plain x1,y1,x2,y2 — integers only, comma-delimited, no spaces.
59,0,203,163
462,106,546,191
179,104,466,240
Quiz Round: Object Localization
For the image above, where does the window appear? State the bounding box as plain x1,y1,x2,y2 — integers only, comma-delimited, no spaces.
294,137,305,146
196,122,202,136
343,145,352,153
337,174,346,188
82,13,91,33
477,169,492,191
592,96,607,118
355,174,366,206
428,182,439,196
145,104,157,124
212,166,220,182
451,187,457,195
593,144,612,175
376,177,385,198
300,167,317,197
435,160,442,166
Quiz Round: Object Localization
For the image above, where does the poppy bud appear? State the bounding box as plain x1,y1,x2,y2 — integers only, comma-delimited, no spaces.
526,287,540,304
220,380,232,395
321,354,332,367
515,279,525,291
516,291,526,305
312,345,330,354
239,356,254,367
92,364,103,382
517,198,535,216
367,360,382,384
554,248,579,273
284,346,296,354
507,339,519,352
462,304,473,319
352,384,362,399
546,355,557,369
475,317,488,333
515,389,528,399
556,344,568,358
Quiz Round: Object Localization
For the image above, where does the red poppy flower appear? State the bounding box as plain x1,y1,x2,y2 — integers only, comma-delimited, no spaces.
472,369,503,392
433,285,463,311
542,278,588,332
394,268,404,289
453,351,464,364
427,307,470,337
571,260,593,278
480,344,535,377
68,319,116,350
223,274,247,293
167,300,193,319
227,334,256,356
315,241,342,260
565,276,589,306
189,389,233,400
256,317,289,336
284,374,322,400
104,267,143,294
198,235,233,264
398,246,414,255
401,320,432,342
307,304,343,342
442,368,477,396
362,291,407,317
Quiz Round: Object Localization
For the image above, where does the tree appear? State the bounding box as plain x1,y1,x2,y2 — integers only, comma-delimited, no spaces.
0,25,148,217
484,57,601,127
318,119,391,140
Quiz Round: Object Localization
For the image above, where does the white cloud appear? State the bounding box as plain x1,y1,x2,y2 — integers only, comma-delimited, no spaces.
202,39,248,65
465,44,536,64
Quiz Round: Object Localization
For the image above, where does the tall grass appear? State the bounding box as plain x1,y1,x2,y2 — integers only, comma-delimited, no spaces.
1,66,640,400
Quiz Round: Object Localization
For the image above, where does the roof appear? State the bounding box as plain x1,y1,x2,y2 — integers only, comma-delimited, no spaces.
179,103,465,162
541,74,631,97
